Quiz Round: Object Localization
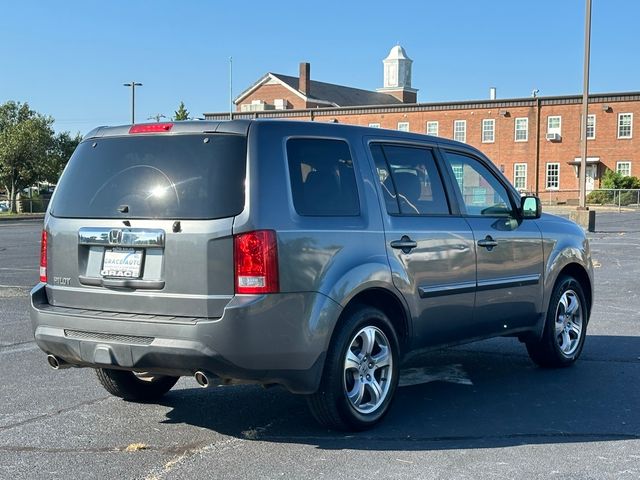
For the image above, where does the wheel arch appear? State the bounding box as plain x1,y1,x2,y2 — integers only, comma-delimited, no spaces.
555,263,593,315
338,287,411,357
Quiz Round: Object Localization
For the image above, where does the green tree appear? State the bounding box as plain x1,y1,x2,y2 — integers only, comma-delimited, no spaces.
587,169,640,205
600,169,640,190
43,131,83,184
0,101,54,212
173,101,190,121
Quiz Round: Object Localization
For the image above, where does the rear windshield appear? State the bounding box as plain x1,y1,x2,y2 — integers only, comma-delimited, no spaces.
50,133,246,219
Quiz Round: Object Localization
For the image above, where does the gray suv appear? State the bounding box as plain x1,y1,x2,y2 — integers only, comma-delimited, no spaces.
31,120,593,430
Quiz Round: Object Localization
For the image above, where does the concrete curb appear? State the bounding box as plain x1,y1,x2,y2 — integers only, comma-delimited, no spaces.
0,214,45,222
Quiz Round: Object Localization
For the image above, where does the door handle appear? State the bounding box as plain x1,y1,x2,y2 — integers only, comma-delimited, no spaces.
477,235,498,250
390,236,417,253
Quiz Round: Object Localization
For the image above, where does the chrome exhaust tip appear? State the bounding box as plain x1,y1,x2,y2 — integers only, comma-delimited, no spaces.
46,354,70,370
194,371,210,388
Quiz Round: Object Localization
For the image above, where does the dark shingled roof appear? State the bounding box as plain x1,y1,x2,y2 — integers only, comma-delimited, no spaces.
271,73,403,107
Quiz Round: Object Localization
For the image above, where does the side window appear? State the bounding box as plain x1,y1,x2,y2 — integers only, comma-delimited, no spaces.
371,145,400,214
287,138,359,216
371,144,449,215
443,151,513,216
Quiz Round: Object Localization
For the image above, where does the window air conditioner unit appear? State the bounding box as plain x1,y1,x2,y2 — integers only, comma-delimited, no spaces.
546,132,561,142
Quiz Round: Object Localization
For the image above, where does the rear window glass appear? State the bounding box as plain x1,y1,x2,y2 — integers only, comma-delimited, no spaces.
50,134,246,219
286,138,359,216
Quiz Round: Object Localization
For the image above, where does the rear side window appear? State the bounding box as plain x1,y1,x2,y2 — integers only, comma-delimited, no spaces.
371,144,449,215
286,138,359,216
50,134,246,220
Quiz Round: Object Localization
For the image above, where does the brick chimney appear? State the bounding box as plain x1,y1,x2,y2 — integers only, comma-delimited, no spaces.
299,62,310,96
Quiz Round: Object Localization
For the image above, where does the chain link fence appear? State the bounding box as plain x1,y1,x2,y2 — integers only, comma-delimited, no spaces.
0,193,51,215
535,189,640,212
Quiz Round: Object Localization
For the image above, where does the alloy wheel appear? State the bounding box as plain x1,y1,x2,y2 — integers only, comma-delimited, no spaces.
554,289,584,356
343,326,393,414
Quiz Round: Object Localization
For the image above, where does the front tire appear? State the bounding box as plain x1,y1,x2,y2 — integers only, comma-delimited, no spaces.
307,306,400,431
526,275,588,368
95,369,179,401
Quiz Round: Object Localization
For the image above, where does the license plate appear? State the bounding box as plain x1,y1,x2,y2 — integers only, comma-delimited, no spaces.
101,248,144,278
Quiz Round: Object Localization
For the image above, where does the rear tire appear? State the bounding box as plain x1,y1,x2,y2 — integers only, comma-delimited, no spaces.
307,306,400,431
95,369,179,401
526,275,588,368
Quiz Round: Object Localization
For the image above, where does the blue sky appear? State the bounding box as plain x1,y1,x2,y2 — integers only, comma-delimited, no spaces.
1,0,638,135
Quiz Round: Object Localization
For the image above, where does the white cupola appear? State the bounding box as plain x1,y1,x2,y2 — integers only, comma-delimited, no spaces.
377,45,418,103
383,45,413,89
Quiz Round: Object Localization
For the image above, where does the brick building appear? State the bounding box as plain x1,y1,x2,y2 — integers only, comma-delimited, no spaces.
205,46,639,203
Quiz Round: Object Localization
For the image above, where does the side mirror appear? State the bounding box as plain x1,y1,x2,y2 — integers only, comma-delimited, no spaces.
521,195,542,219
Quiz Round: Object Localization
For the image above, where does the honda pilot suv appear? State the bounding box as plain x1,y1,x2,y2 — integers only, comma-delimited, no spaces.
31,120,593,430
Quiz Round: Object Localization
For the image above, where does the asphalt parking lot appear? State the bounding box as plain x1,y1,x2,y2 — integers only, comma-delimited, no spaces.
0,212,638,480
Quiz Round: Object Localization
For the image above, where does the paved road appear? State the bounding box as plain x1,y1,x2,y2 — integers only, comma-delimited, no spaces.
0,216,638,479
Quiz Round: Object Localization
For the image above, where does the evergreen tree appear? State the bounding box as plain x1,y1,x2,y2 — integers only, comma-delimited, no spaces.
173,101,189,121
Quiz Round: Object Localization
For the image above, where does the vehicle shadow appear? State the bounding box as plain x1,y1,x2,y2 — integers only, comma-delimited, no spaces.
158,334,640,451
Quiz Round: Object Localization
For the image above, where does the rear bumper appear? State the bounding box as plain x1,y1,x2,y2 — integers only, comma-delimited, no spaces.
30,284,342,394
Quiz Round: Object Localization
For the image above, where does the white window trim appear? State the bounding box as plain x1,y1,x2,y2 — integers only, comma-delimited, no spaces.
616,161,632,176
482,119,495,143
426,121,439,136
618,113,633,139
397,122,410,132
368,123,381,128
454,120,466,143
515,117,529,142
514,163,527,191
546,162,560,190
547,115,562,135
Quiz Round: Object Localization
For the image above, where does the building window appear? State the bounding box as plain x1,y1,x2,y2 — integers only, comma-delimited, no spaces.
240,99,272,112
547,116,562,135
618,113,633,139
579,115,596,140
515,118,528,142
482,119,495,143
452,164,464,187
368,123,381,128
274,98,288,110
397,122,409,132
454,120,466,143
514,163,527,191
426,121,439,136
586,114,596,139
617,161,631,177
546,163,560,190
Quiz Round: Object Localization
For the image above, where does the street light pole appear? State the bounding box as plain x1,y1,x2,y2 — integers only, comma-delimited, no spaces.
229,56,233,120
123,81,143,124
579,0,592,209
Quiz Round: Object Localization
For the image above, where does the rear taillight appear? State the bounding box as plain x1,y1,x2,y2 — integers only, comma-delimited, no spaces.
39,230,47,283
234,230,279,294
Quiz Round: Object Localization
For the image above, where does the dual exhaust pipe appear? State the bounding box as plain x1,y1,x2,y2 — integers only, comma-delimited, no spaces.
46,356,215,388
